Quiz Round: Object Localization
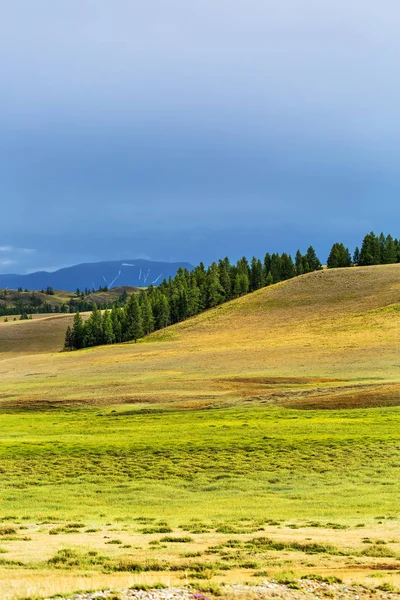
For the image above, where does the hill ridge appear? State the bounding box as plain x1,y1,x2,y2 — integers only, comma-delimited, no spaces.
0,258,193,291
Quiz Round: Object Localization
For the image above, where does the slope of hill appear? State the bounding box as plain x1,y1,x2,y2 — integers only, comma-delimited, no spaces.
1,263,400,407
0,259,193,291
1,264,400,599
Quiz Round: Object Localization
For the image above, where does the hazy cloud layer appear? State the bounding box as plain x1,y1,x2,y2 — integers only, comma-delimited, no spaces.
1,1,399,272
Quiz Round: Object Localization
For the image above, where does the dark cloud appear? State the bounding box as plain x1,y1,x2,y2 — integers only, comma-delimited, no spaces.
0,1,399,272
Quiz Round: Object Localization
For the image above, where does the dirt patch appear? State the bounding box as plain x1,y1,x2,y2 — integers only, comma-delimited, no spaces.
223,377,346,385
285,385,400,410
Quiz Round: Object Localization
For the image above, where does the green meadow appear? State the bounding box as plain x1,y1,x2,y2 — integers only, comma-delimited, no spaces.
1,403,399,523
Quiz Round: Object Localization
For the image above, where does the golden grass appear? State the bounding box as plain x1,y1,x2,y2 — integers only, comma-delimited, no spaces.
1,264,400,409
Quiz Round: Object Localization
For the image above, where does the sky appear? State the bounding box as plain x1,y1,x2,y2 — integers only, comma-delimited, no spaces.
1,1,400,273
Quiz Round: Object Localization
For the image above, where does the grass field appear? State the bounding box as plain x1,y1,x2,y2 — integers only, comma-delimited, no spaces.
1,265,400,598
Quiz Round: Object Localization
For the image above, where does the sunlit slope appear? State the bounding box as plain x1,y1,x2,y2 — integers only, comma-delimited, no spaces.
1,264,400,408
0,313,75,354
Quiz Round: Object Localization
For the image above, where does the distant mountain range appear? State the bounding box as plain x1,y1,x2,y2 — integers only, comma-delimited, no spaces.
0,259,193,292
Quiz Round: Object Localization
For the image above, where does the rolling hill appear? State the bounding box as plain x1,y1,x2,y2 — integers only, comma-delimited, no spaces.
0,258,193,291
1,263,400,408
1,264,400,599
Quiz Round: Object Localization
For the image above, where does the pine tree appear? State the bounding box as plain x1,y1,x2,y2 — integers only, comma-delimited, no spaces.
111,305,123,342
280,253,295,280
71,312,85,349
359,232,380,265
250,257,263,290
152,291,170,330
206,263,225,307
218,258,232,299
158,294,170,328
383,234,397,264
233,273,242,297
187,281,201,316
125,294,143,342
119,289,129,306
85,304,103,346
302,257,310,273
265,271,273,286
306,246,322,271
270,253,282,282
295,250,304,275
353,246,360,265
102,310,115,344
64,325,73,350
327,243,352,268
239,273,249,295
141,294,155,334
263,253,272,282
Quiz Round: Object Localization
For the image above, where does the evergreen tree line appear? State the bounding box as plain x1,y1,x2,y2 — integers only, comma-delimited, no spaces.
64,247,322,350
64,231,400,351
327,232,400,268
0,289,128,318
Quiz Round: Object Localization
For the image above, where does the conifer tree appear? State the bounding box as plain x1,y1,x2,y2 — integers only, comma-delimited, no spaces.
295,250,304,275
187,281,201,316
250,257,263,290
359,232,380,265
71,312,85,349
270,253,283,282
263,253,272,282
302,257,310,273
64,325,73,350
102,310,115,344
239,273,249,295
141,294,155,334
85,304,103,347
280,253,295,280
233,273,242,297
218,258,232,299
327,243,351,268
125,294,143,341
206,263,225,307
265,271,273,286
383,234,397,264
306,246,322,271
111,304,123,343
353,246,360,265
152,292,170,329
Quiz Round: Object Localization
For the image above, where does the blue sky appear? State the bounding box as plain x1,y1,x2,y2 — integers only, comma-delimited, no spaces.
1,1,400,272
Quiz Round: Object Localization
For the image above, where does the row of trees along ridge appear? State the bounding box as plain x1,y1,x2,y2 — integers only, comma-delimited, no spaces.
64,231,400,351
64,246,322,350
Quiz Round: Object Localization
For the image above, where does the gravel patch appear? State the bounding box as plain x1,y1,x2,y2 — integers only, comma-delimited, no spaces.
47,580,400,600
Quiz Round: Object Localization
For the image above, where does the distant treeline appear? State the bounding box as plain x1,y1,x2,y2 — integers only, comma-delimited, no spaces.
0,288,128,318
64,246,322,350
327,232,400,268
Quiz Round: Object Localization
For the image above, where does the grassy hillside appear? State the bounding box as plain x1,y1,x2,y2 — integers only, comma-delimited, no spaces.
1,264,400,598
2,263,400,406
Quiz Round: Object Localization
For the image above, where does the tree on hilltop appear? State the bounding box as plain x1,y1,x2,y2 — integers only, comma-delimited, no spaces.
327,243,352,268
306,246,322,271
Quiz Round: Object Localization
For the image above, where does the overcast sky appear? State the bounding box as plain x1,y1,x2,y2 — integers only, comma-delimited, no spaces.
1,1,400,273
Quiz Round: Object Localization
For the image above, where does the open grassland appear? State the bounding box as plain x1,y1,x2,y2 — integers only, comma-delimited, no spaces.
1,264,400,407
1,404,400,598
1,265,400,598
0,312,91,355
